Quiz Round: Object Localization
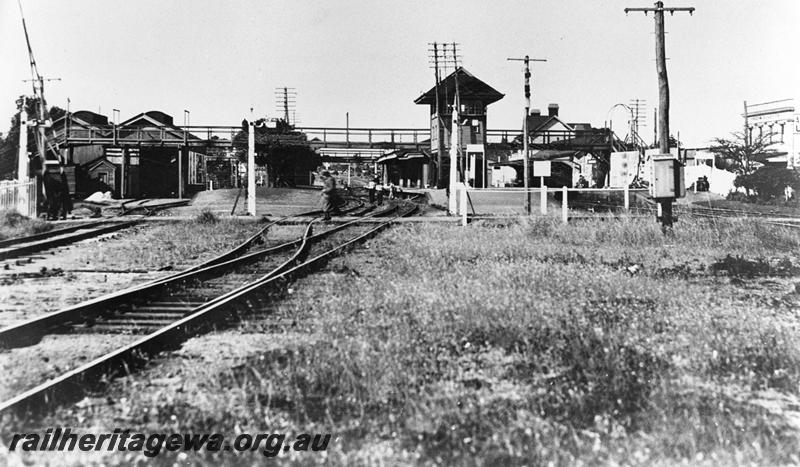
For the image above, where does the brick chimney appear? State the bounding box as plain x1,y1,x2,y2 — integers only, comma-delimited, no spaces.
548,103,559,117
531,109,541,116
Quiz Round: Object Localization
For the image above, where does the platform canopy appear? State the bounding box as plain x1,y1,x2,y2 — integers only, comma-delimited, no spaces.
414,67,504,106
376,149,431,164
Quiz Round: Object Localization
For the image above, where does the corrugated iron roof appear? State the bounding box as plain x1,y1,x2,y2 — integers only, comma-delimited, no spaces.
415,67,504,106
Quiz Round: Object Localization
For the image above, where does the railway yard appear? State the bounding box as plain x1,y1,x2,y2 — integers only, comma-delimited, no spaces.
1,187,800,465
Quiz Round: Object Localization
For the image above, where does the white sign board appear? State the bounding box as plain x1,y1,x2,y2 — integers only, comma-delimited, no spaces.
533,160,551,177
609,151,638,188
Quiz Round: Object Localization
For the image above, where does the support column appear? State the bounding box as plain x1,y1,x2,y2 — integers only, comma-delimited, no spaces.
540,178,547,214
120,147,127,198
177,147,184,199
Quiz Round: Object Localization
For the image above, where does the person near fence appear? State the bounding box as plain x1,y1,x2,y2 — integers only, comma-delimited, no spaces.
375,181,384,205
57,167,72,219
42,169,66,220
320,171,337,221
367,177,377,203
576,175,589,188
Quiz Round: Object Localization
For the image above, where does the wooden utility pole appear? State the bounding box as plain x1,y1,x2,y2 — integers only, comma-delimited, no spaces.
508,56,546,214
430,42,445,188
625,1,694,229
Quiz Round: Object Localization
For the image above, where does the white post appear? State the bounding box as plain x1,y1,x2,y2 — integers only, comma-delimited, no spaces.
561,186,568,223
540,180,547,215
624,184,630,212
247,122,256,216
448,100,460,215
347,162,351,186
17,97,29,215
657,202,662,219
461,185,468,226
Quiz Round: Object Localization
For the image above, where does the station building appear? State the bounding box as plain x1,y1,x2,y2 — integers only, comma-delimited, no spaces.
378,67,504,188
54,110,207,198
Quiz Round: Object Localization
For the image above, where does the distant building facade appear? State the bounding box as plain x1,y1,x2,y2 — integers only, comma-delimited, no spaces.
744,100,800,168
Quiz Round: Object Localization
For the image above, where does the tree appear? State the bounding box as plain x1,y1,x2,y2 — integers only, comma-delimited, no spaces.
233,119,320,187
0,96,66,179
734,166,800,201
709,131,777,178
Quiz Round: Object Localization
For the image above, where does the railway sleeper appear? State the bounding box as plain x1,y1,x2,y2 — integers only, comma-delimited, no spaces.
127,304,201,313
117,312,191,321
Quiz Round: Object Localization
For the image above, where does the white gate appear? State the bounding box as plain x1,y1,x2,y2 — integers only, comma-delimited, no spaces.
0,179,38,218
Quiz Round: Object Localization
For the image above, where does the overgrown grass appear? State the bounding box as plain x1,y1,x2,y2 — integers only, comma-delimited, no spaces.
66,219,259,271
0,210,52,241
20,216,800,465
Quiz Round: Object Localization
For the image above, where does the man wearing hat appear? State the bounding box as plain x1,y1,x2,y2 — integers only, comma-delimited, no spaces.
320,171,338,221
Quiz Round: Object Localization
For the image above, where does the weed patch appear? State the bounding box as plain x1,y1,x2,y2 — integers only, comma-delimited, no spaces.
0,210,53,240
710,255,800,278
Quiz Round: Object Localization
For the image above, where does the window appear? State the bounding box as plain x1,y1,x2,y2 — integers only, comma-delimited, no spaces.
98,172,108,184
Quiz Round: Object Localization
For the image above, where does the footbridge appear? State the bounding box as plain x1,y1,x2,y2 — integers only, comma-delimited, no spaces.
52,123,620,157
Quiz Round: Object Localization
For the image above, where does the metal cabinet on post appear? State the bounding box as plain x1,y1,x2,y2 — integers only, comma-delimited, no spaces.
650,154,685,199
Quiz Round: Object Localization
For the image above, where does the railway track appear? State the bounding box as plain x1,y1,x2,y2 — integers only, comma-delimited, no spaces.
0,202,415,417
0,220,140,262
0,199,196,262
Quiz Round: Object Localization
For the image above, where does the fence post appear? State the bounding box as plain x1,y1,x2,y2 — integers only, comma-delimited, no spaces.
540,184,548,215
624,185,630,212
562,186,568,223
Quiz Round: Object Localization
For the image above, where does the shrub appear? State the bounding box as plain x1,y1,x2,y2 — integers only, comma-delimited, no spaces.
195,209,219,224
1,210,28,227
734,166,800,200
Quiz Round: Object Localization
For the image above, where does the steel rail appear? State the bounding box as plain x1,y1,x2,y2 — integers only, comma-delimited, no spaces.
0,220,111,248
0,205,395,348
0,205,415,417
0,220,140,262
0,198,193,255
0,220,316,417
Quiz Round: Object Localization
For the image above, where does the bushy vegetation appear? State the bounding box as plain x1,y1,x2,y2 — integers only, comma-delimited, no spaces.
734,166,800,201
195,208,220,225
0,210,52,240
23,217,800,465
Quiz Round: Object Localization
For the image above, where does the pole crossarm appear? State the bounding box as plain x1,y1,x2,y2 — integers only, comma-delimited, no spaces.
624,1,694,230
624,6,694,14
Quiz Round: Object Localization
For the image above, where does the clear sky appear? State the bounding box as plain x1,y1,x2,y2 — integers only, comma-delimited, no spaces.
1,0,797,147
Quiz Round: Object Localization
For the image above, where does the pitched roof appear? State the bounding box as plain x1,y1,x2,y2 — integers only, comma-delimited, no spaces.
414,67,504,106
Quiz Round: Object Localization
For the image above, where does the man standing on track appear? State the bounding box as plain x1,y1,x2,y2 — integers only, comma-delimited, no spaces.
321,171,337,221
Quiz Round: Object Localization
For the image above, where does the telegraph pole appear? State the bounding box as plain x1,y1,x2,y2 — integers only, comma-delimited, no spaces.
429,42,445,188
430,42,460,189
448,43,461,215
508,55,546,214
274,87,296,125
625,1,694,229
